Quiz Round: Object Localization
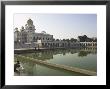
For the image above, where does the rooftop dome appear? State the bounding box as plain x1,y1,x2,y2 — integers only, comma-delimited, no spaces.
15,27,18,30
41,31,46,34
14,28,19,32
21,26,24,29
27,18,33,25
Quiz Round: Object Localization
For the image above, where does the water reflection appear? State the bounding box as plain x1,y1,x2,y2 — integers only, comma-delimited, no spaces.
15,55,87,76
21,48,97,60
15,48,97,76
78,51,91,57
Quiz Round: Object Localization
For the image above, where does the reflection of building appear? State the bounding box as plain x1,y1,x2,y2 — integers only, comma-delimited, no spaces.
14,19,97,49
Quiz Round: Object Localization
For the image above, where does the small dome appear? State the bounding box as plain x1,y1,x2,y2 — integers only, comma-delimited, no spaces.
21,26,24,29
14,27,19,32
27,18,33,25
15,27,18,30
41,31,46,34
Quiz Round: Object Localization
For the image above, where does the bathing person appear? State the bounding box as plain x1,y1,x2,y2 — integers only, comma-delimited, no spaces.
14,61,24,72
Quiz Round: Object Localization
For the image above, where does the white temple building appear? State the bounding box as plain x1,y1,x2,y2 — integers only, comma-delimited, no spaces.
14,19,96,49
14,19,53,43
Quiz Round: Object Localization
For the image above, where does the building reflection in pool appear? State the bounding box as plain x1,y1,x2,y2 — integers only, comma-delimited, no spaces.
14,48,97,76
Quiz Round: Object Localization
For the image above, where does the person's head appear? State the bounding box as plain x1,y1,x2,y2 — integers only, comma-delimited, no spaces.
17,61,20,64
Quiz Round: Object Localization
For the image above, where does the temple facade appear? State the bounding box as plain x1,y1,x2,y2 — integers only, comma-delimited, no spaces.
14,19,97,49
14,19,53,43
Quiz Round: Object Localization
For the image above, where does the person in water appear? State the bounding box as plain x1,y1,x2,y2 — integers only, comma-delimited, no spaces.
14,61,24,72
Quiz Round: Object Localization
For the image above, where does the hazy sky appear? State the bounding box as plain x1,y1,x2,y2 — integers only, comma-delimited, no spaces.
14,13,97,39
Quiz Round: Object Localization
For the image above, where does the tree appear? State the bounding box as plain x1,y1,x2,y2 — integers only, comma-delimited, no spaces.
78,35,88,42
56,39,59,41
70,38,74,42
83,35,87,41
65,39,69,42
70,38,77,42
63,39,66,41
78,35,97,42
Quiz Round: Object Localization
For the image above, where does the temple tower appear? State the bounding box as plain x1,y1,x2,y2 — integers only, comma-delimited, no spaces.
25,18,36,43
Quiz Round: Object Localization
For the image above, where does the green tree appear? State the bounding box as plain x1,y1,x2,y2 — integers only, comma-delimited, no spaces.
70,38,77,42
56,39,59,41
65,39,70,42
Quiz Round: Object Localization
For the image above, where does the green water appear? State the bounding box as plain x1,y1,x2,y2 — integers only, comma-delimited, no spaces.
14,48,97,76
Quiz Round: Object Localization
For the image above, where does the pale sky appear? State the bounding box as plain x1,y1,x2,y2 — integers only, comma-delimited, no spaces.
14,13,97,39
